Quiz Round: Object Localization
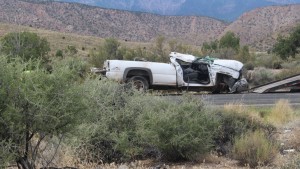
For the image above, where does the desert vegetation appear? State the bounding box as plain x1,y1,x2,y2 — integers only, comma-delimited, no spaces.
0,26,300,169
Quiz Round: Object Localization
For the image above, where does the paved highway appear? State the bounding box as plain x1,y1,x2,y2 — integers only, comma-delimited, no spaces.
179,93,300,107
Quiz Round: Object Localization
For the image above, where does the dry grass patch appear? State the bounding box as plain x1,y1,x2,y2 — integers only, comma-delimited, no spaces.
0,23,152,57
266,100,294,127
232,130,279,168
224,103,263,123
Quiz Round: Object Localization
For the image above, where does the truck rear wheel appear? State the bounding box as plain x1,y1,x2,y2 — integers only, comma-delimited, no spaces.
128,76,149,91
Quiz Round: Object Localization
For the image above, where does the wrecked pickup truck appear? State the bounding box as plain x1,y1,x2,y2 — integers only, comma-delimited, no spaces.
96,52,248,93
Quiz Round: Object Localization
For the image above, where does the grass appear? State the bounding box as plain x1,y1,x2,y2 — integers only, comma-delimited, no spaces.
0,22,152,57
223,103,263,124
232,130,279,168
224,100,297,129
265,100,294,127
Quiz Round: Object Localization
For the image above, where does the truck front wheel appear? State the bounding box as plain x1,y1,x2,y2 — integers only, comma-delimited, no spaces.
128,76,149,91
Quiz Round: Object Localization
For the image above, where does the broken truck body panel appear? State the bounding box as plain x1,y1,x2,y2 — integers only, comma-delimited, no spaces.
101,52,248,93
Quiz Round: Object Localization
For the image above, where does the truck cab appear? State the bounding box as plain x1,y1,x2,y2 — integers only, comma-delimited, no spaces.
169,52,247,93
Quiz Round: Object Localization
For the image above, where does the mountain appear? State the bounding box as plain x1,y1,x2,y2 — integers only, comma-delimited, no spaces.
58,0,300,21
0,0,299,51
224,4,300,51
0,0,227,46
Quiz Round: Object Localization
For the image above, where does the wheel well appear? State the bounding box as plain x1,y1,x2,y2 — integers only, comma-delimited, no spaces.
216,73,230,83
214,73,231,92
125,69,152,84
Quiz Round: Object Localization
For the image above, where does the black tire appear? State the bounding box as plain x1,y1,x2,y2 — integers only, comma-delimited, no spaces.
128,76,149,91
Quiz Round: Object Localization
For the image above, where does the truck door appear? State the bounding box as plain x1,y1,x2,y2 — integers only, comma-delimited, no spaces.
170,57,185,87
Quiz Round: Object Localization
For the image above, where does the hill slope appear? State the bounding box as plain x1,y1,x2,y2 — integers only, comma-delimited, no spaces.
224,4,300,51
60,0,300,21
0,0,226,46
0,0,300,51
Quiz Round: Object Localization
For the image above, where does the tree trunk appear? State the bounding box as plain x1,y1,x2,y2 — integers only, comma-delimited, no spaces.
17,157,33,169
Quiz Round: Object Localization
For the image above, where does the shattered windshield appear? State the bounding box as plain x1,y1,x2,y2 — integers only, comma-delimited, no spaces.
193,56,219,64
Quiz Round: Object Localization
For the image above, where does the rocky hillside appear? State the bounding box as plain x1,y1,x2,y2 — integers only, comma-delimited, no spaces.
61,0,300,21
0,0,227,46
224,4,300,51
0,0,299,51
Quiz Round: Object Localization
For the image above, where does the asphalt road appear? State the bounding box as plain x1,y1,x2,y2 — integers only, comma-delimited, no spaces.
189,93,300,107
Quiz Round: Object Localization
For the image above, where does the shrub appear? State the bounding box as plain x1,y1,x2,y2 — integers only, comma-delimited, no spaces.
275,66,300,81
232,130,279,168
74,80,135,163
139,95,220,161
215,104,275,156
249,67,275,86
0,31,50,62
255,54,279,68
75,84,220,163
244,62,254,70
265,100,294,126
0,56,87,168
55,49,64,58
272,60,282,69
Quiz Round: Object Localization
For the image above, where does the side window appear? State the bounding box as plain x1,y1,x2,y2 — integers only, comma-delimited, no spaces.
176,59,190,69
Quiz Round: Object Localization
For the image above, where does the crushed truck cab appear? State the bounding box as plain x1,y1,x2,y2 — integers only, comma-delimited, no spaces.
99,52,248,93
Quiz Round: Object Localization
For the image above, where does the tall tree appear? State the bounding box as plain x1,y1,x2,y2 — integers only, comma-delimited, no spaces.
219,32,240,51
273,25,300,60
153,36,167,62
0,57,85,169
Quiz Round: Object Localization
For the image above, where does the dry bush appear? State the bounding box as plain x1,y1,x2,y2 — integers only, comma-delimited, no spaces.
266,100,294,126
275,55,300,80
232,130,279,168
275,66,300,81
248,67,276,86
215,104,275,156
224,103,262,121
139,95,220,161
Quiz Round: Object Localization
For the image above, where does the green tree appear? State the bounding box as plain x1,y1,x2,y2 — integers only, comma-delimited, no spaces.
273,25,300,60
168,40,192,54
237,45,251,63
0,32,50,61
168,39,178,52
0,56,86,169
219,32,240,51
103,38,121,59
153,36,167,62
201,40,219,55
273,35,294,60
89,38,122,67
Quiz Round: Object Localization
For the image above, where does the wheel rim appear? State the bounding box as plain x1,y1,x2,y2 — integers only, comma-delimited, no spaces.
133,80,145,91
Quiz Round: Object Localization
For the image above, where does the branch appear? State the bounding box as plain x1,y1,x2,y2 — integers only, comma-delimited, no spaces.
45,134,64,168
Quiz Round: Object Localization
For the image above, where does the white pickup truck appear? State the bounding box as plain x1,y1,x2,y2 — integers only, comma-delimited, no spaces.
97,52,248,93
